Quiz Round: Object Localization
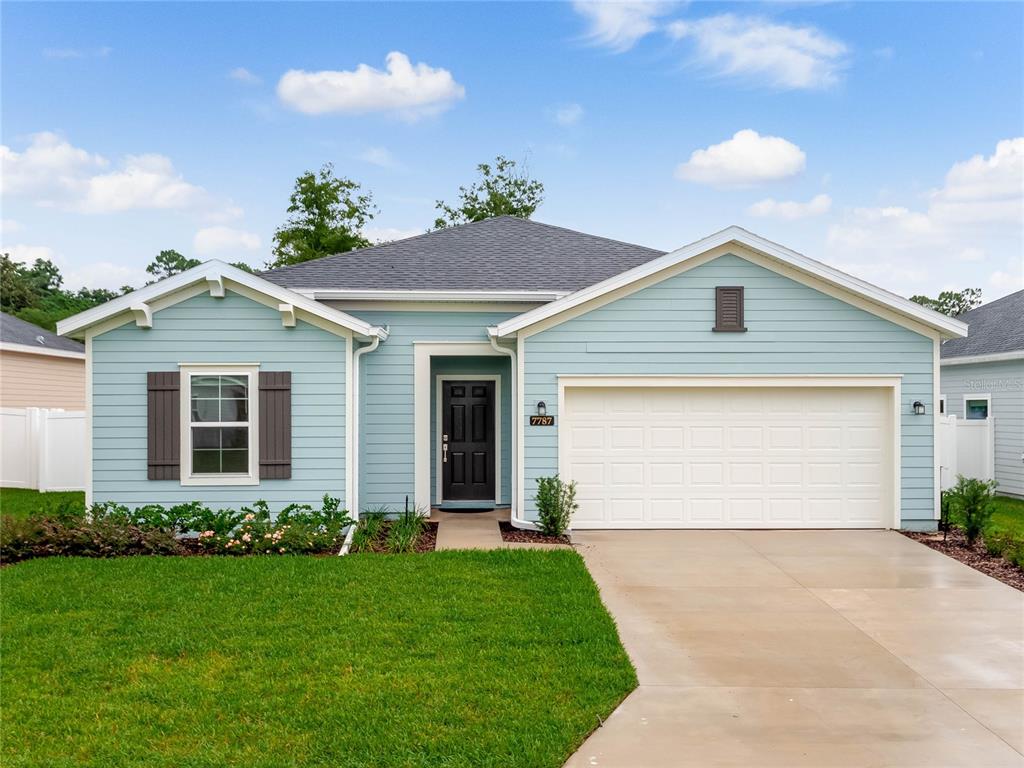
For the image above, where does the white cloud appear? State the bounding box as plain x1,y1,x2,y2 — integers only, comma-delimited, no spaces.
1,132,238,218
364,226,423,244
64,261,148,291
826,138,1024,299
573,1,677,52
358,146,400,168
554,103,584,126
667,14,847,89
277,52,465,120
229,67,261,84
193,226,261,255
1,243,56,264
43,46,111,59
675,129,806,187
748,193,831,220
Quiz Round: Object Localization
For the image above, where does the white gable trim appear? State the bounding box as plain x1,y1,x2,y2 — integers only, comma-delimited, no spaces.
491,226,968,339
56,260,388,341
940,350,1024,366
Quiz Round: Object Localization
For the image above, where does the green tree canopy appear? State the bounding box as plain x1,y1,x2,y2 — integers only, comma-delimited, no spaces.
910,288,982,317
433,155,544,230
1,254,123,332
268,164,375,269
145,250,201,283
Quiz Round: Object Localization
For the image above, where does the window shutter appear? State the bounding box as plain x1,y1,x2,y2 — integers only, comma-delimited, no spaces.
147,371,180,480
259,371,292,479
714,286,746,332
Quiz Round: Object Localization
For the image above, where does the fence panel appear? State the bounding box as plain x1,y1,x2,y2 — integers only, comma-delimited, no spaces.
939,414,995,490
0,407,85,491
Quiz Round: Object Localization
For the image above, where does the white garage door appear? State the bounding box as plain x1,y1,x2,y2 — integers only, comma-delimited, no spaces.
563,386,894,529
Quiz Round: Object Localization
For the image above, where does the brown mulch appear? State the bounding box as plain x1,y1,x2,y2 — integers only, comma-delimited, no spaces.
499,521,570,545
901,528,1024,591
353,521,438,554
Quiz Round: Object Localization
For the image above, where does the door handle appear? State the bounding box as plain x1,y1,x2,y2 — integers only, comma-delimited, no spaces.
442,442,448,463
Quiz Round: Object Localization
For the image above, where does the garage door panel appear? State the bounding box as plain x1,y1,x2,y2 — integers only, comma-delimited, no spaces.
564,386,892,529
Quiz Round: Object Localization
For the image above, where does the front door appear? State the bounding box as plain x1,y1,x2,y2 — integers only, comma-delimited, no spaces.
442,380,495,502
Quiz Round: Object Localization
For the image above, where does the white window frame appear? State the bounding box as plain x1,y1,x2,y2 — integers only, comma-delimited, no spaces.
939,394,946,415
963,393,991,421
179,363,260,486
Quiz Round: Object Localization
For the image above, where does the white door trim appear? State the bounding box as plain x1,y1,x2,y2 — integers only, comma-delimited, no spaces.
413,342,506,511
557,374,904,529
435,374,501,505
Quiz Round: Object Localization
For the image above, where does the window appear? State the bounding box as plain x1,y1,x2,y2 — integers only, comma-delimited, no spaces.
964,394,991,421
180,365,259,485
713,286,746,332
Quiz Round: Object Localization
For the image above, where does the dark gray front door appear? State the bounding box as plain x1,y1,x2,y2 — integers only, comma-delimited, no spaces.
442,380,495,501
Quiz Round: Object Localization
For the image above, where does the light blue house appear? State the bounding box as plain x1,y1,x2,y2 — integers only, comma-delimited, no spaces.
58,218,967,530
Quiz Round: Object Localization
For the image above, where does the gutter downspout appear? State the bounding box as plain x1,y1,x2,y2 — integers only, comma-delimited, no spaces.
488,329,519,523
352,328,387,519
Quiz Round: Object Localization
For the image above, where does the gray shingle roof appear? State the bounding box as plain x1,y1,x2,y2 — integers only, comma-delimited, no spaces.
1,312,85,354
260,216,666,292
940,289,1024,359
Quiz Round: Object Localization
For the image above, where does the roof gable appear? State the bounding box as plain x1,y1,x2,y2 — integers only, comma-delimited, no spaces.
941,289,1024,360
491,226,968,339
260,216,665,293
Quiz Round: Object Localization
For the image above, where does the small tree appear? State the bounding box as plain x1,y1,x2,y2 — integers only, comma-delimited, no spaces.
146,249,201,283
910,288,982,317
433,155,544,230
269,163,375,268
534,475,577,537
947,475,998,545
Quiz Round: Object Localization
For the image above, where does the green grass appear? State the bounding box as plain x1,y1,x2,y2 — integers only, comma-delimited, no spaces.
1,551,636,767
988,495,1024,537
0,487,85,519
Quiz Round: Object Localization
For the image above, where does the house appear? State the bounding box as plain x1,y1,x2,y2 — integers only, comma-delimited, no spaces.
1,312,86,410
939,290,1024,498
57,217,968,530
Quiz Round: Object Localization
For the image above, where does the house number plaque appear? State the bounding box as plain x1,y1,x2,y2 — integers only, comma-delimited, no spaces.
529,415,555,426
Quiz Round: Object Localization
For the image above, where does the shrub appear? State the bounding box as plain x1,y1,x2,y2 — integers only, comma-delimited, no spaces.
351,510,388,553
0,515,183,563
535,475,577,537
386,508,425,554
947,475,999,545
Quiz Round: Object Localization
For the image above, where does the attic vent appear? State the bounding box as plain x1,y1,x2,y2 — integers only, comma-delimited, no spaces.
713,286,746,332
35,335,46,346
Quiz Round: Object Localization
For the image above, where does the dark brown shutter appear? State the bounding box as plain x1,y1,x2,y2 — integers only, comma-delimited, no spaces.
259,371,292,479
714,286,746,332
147,372,180,480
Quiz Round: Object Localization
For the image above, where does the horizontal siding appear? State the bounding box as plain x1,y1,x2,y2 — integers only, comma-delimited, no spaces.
91,291,347,510
523,253,936,527
940,359,1024,497
353,311,518,512
0,351,85,409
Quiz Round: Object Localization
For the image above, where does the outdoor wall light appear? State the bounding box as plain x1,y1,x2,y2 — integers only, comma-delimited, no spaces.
537,401,547,417
913,400,926,416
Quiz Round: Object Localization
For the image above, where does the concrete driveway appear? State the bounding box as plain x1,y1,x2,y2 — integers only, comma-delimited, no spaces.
566,530,1024,767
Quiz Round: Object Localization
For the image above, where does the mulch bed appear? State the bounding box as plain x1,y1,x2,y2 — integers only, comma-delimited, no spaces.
499,521,570,545
353,521,438,554
901,528,1024,591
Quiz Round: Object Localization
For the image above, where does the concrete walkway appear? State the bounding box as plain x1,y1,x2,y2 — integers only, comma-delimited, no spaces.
566,530,1024,768
433,508,506,550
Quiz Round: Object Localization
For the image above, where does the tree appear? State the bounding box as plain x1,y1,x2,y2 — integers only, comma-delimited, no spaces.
910,288,982,317
433,155,544,230
268,164,375,269
146,249,201,283
1,254,124,331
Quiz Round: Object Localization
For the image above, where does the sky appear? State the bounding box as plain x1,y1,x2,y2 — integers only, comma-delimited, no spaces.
2,1,1022,302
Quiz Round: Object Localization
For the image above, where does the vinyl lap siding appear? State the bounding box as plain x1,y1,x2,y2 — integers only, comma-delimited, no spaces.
940,359,1024,498
349,311,517,512
0,350,85,409
522,254,935,527
91,291,346,509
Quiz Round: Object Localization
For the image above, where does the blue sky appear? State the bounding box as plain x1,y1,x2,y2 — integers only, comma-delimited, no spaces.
2,1,1022,300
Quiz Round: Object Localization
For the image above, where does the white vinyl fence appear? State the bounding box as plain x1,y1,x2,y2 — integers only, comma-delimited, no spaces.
1,407,86,491
938,414,995,491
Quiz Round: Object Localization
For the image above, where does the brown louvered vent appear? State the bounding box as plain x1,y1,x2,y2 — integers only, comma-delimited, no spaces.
713,286,747,332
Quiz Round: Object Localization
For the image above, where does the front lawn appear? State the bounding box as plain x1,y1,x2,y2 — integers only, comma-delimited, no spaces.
1,551,636,767
0,487,84,519
989,495,1024,537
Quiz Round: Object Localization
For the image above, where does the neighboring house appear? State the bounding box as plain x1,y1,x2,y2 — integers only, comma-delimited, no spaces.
58,218,967,530
940,290,1024,498
1,312,86,409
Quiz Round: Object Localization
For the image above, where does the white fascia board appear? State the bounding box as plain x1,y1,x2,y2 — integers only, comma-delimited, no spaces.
0,341,86,360
56,260,387,340
297,288,569,303
940,350,1024,366
493,225,969,339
